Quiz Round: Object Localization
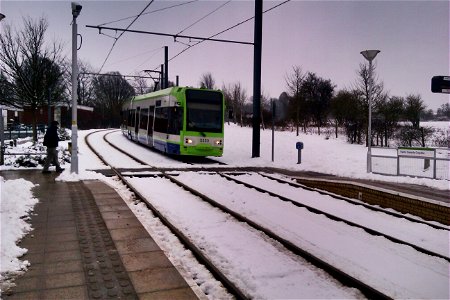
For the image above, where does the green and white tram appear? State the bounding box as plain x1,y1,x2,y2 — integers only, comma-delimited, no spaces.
121,87,224,157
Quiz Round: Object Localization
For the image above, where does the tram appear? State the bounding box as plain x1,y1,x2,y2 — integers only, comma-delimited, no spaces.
121,87,224,157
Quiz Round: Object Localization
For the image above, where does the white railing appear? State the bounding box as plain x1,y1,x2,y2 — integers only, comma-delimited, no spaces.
371,147,449,180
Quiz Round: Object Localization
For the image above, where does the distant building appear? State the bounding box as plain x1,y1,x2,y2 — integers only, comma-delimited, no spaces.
4,104,99,129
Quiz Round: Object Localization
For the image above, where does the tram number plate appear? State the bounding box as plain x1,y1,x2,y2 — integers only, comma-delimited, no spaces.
199,138,210,143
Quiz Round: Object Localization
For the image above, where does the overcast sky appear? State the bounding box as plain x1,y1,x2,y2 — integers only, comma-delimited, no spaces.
1,0,449,110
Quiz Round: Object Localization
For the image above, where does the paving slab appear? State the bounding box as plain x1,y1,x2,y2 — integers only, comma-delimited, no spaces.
1,170,201,300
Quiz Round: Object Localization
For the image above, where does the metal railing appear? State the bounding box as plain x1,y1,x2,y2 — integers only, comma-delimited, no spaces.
371,147,449,180
4,124,47,140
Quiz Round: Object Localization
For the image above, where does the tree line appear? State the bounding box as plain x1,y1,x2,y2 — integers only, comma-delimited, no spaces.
1,17,447,147
204,63,448,148
0,17,137,141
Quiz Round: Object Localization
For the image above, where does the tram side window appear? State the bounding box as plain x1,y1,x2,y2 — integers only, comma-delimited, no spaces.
154,107,169,133
148,106,155,134
168,107,182,135
140,108,149,130
128,110,135,127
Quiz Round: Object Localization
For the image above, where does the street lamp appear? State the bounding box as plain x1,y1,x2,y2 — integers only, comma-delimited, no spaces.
0,13,5,165
360,49,380,173
71,2,82,174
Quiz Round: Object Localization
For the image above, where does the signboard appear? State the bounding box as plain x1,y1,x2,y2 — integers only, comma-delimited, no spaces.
431,76,450,94
397,147,435,158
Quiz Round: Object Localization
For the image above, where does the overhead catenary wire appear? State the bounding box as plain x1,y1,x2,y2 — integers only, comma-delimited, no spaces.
176,0,231,36
99,0,155,73
98,0,199,27
170,0,291,62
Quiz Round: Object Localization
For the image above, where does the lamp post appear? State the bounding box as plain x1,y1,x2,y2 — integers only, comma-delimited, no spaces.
360,49,380,173
0,13,5,165
71,2,82,174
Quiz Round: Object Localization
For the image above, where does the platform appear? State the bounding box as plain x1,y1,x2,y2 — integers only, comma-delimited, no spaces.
1,170,201,300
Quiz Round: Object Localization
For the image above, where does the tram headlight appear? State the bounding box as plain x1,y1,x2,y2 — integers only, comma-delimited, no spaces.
215,139,223,146
185,138,193,144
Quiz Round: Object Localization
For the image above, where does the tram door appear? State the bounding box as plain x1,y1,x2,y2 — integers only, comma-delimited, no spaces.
135,107,140,136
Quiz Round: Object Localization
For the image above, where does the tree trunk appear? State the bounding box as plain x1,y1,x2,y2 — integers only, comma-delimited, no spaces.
335,121,338,138
32,108,38,143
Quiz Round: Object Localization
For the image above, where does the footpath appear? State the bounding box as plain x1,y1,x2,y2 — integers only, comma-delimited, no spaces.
1,170,202,300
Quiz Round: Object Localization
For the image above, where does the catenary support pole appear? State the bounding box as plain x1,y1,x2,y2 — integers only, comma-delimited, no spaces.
0,13,5,165
252,0,263,158
271,100,275,162
71,14,79,174
164,46,168,89
160,64,164,89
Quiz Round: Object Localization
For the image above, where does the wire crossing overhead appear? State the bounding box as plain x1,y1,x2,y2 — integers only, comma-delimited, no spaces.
98,0,155,73
79,72,160,81
86,25,254,46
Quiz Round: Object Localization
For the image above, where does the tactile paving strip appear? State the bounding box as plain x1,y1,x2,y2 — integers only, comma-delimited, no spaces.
69,183,138,299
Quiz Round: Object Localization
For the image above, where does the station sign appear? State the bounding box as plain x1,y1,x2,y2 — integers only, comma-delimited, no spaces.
431,76,450,94
397,147,435,158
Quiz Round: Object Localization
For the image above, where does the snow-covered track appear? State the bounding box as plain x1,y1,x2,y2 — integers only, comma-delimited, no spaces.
103,130,227,167
84,130,248,299
164,173,390,299
85,130,383,298
259,172,449,231
84,130,449,299
220,172,450,262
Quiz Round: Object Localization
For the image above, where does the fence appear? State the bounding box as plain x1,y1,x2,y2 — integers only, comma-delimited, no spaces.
4,124,47,140
371,147,449,180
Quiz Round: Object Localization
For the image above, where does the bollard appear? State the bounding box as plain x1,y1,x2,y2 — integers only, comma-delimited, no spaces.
296,142,304,164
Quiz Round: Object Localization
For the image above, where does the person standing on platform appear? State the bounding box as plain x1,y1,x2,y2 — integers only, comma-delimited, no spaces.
42,121,64,174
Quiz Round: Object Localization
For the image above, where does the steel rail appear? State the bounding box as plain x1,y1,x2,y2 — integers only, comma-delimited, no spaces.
258,172,450,231
220,173,450,263
103,130,226,166
85,130,248,300
165,173,391,300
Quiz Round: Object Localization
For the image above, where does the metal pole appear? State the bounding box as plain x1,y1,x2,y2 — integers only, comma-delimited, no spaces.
176,75,179,86
48,87,51,126
164,46,168,89
271,100,275,162
0,14,5,165
0,107,4,165
71,15,79,174
160,64,164,89
367,60,372,173
252,0,262,158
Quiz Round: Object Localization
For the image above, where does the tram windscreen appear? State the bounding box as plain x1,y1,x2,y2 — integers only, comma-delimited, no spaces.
186,90,223,133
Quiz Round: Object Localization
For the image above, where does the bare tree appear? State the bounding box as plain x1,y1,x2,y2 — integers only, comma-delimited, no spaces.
285,66,305,135
199,72,216,89
92,72,135,127
404,94,426,128
132,74,152,95
0,17,65,141
223,82,247,126
300,72,334,135
354,62,388,146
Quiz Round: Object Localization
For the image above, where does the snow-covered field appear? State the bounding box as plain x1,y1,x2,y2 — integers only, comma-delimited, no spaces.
0,123,449,298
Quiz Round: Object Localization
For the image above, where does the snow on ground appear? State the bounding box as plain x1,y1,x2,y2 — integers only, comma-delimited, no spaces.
0,123,449,298
0,177,38,293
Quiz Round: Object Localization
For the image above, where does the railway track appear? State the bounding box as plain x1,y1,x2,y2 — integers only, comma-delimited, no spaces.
85,129,449,299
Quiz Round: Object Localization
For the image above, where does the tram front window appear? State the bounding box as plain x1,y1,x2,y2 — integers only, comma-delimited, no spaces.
186,90,223,133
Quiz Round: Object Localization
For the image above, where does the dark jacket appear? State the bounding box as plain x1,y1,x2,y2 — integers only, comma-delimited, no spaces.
43,124,59,148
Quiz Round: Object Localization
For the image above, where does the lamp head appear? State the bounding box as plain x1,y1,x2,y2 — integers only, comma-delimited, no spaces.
360,50,380,62
71,2,82,18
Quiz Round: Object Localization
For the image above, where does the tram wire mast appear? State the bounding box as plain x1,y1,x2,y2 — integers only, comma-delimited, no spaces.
252,0,262,158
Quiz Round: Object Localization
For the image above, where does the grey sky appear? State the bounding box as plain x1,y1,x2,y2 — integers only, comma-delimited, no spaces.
1,0,449,110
